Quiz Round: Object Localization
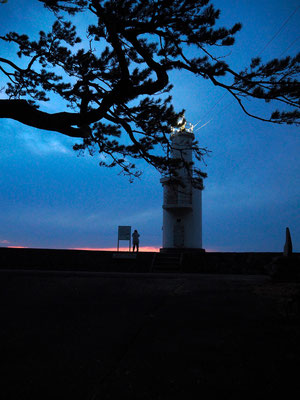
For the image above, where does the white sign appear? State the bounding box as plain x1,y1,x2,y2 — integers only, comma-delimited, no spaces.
118,226,131,240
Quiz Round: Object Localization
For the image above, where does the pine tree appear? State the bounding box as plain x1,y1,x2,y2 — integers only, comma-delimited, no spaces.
0,0,299,185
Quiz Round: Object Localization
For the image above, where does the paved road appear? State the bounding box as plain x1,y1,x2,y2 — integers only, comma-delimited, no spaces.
1,271,299,399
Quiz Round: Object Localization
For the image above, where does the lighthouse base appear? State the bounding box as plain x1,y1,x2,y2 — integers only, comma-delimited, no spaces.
160,247,205,254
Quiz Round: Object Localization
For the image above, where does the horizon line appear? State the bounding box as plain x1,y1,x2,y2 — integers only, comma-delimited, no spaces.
2,245,218,252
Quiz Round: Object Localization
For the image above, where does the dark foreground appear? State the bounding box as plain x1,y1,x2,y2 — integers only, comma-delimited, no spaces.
1,270,300,399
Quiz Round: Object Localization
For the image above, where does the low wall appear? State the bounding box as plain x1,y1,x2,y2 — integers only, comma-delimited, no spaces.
1,247,298,275
181,252,282,274
0,247,154,273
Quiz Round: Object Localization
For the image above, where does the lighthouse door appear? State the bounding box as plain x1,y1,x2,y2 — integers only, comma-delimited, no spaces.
173,220,184,247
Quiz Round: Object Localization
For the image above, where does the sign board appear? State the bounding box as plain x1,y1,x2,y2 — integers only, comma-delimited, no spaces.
117,226,131,251
118,226,131,240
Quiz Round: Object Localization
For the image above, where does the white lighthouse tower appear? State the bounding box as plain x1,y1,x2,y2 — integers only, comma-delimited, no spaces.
160,118,204,252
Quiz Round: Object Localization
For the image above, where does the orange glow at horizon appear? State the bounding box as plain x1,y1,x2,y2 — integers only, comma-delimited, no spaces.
6,246,28,249
69,246,160,252
2,244,219,252
70,247,220,252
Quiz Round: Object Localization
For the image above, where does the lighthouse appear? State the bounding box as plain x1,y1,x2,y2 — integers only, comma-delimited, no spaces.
160,118,204,252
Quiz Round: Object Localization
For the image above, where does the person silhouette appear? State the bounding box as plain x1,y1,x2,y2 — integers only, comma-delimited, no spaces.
132,229,140,252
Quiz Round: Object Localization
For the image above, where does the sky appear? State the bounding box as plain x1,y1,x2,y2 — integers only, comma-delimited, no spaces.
0,0,299,252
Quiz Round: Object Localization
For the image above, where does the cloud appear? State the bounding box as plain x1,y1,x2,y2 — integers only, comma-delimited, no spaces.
0,119,74,156
21,132,72,156
0,239,28,248
118,209,161,226
74,208,161,230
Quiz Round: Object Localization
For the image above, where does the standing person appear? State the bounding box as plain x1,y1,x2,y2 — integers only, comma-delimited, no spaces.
132,229,140,252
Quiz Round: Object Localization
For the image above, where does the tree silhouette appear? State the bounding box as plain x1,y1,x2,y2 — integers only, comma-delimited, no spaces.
0,0,299,185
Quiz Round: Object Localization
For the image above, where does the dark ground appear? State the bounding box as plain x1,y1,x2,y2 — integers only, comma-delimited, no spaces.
1,269,300,399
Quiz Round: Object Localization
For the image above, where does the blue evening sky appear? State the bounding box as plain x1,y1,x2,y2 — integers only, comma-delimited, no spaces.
0,0,299,251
